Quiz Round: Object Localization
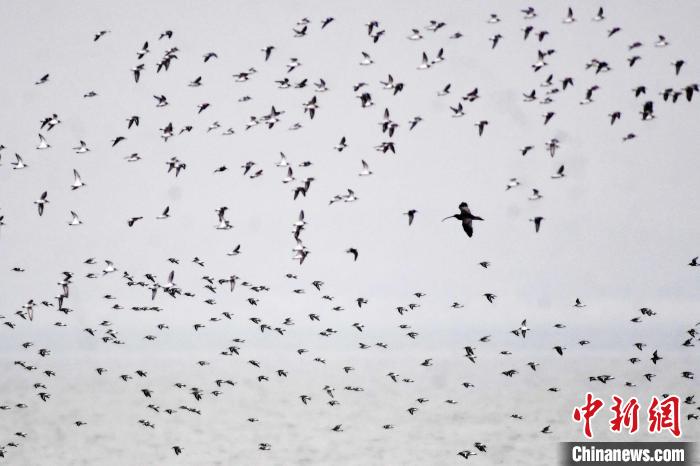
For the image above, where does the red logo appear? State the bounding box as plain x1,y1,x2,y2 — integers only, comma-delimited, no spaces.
572,393,604,438
648,395,681,438
572,394,682,438
609,396,640,434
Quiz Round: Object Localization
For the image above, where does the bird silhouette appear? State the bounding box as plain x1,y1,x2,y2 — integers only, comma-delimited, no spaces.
442,202,484,237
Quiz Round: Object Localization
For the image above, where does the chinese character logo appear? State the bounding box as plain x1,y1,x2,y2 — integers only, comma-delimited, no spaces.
648,395,681,438
609,395,640,434
572,392,604,438
572,394,682,438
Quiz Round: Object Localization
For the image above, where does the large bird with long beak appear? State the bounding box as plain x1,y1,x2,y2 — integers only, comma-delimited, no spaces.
442,202,484,237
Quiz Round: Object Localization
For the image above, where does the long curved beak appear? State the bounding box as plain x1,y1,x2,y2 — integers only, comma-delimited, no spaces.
441,215,454,222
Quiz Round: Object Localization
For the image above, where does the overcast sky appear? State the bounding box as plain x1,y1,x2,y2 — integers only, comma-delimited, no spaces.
1,1,699,464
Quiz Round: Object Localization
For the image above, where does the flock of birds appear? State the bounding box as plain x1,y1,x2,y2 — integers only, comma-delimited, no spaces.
1,4,699,464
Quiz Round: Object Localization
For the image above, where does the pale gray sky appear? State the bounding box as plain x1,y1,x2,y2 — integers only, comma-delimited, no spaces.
0,1,699,464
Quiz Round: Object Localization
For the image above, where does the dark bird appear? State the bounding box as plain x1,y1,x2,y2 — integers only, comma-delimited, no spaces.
94,30,110,41
672,60,685,75
442,202,484,237
127,217,143,227
345,248,359,261
551,165,565,179
262,45,274,61
404,209,417,225
34,191,49,216
475,120,488,136
35,74,50,85
111,136,126,147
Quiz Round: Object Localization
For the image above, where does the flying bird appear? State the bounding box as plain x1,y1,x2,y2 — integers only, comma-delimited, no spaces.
442,202,484,237
34,191,49,216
